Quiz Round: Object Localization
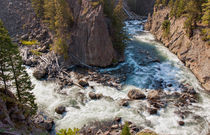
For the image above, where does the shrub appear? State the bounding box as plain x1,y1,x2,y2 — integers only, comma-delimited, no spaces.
121,122,131,135
56,128,80,135
162,20,171,38
21,40,39,45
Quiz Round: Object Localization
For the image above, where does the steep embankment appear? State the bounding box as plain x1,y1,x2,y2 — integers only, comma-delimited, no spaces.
66,0,117,67
145,7,210,91
0,89,47,135
0,0,120,67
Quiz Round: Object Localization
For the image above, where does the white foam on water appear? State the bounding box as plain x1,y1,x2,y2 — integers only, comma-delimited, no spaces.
27,20,210,135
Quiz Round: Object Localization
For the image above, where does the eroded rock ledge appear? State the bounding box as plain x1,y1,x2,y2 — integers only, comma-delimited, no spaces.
145,7,210,92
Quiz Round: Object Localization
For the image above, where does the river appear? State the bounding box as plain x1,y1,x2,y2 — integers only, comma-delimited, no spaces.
27,20,210,135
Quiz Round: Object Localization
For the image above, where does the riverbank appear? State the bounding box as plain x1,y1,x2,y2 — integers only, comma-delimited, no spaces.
145,7,210,92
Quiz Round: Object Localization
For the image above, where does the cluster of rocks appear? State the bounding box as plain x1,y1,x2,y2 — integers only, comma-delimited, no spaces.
0,89,48,134
33,114,54,131
79,118,157,135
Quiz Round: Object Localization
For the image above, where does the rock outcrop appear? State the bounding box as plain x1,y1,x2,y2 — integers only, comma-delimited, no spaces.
0,89,47,135
67,0,117,67
145,7,210,92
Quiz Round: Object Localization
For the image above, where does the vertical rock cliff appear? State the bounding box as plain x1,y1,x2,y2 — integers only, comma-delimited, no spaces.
66,0,116,67
145,7,210,91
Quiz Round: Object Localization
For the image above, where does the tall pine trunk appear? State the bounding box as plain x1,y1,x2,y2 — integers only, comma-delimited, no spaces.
0,62,7,91
9,55,21,102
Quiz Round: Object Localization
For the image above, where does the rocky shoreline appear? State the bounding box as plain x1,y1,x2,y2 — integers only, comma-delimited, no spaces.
145,6,210,92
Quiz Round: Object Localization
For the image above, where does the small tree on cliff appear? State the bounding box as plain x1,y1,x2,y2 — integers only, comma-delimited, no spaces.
0,20,37,115
0,20,11,91
202,0,210,26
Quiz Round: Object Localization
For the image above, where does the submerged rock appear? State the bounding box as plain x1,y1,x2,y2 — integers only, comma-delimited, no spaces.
119,99,129,107
128,89,146,100
148,107,158,115
55,106,66,114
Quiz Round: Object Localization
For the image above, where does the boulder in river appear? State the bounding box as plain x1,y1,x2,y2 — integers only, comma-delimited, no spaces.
128,89,146,100
78,80,89,87
55,106,66,114
119,99,129,107
148,107,158,115
33,69,47,80
147,90,160,100
89,92,103,100
178,121,185,126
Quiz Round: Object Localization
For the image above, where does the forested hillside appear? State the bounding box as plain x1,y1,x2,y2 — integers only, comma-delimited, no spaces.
155,0,209,42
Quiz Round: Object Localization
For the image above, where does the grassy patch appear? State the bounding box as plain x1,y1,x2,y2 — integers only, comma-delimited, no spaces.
30,49,42,56
21,40,39,46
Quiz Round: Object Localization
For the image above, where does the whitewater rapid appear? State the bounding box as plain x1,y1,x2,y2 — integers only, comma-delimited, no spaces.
28,20,210,135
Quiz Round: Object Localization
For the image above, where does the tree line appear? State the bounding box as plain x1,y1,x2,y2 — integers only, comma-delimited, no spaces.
0,20,37,115
156,0,209,40
32,0,74,59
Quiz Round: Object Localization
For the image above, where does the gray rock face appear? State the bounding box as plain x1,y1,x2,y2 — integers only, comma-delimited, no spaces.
66,0,116,67
128,89,146,100
145,7,210,92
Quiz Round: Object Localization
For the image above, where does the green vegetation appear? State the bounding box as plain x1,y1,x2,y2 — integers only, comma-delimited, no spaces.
155,0,209,40
32,0,74,58
21,40,39,45
162,20,171,38
56,128,80,135
0,20,37,115
31,49,42,56
121,122,131,135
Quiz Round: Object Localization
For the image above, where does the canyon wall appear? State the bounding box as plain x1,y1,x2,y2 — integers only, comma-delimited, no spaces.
145,7,210,91
125,0,155,16
0,0,119,67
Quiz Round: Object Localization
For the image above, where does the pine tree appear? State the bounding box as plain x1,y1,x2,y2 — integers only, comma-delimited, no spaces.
0,20,37,115
168,0,174,7
8,43,37,115
155,0,161,7
0,20,11,91
121,122,131,135
202,0,210,26
162,0,168,6
31,0,45,18
44,0,56,31
176,0,185,17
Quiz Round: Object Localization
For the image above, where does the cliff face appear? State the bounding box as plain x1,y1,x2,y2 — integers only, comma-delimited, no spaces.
66,0,116,67
0,0,118,67
0,89,47,135
145,7,210,91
